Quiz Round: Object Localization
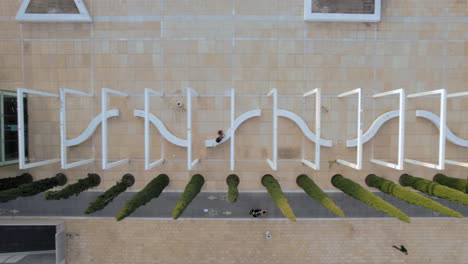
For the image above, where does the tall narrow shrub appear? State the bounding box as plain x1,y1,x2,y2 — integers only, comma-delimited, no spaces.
400,174,468,205
433,174,468,194
45,173,101,200
116,174,169,221
262,174,296,222
0,173,67,203
226,174,239,203
332,174,410,223
366,174,462,218
0,173,33,192
172,174,205,219
85,174,135,214
297,174,345,217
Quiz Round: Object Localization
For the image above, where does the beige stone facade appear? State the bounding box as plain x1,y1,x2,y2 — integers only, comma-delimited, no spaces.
0,0,467,193
1,217,466,264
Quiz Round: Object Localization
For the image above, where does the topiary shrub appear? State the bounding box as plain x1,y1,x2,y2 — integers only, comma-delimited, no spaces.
116,174,169,221
0,173,33,192
261,174,296,222
172,174,205,219
0,173,67,203
332,174,410,223
226,174,239,203
366,174,462,218
296,174,344,217
85,174,135,215
400,174,468,205
45,173,101,200
433,174,468,194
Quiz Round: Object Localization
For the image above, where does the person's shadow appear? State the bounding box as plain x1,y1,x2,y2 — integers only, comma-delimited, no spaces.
392,245,408,255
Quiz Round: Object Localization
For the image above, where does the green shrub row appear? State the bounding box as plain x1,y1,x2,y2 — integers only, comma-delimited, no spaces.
400,174,468,205
45,173,101,200
226,174,239,203
366,174,462,218
0,173,33,192
262,174,296,222
0,173,67,203
433,174,468,194
297,174,344,217
172,174,205,219
85,174,135,215
116,174,169,221
332,174,410,223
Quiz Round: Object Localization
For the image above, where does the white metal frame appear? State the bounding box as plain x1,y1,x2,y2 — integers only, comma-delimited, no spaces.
230,88,235,171
17,88,60,169
370,89,406,170
60,88,94,169
266,89,278,171
144,88,164,170
337,88,363,170
304,0,381,22
444,91,468,168
101,88,129,169
302,88,322,170
186,88,199,170
405,89,447,170
16,0,92,22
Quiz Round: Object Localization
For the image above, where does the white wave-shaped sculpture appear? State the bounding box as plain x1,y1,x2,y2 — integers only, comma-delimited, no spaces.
134,110,188,147
66,109,119,147
347,110,400,147
416,110,468,147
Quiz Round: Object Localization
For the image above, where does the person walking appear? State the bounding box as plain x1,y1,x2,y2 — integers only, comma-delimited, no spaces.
215,130,225,143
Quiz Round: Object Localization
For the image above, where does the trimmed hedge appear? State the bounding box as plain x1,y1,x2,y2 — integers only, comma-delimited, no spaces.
296,174,345,217
116,174,169,221
332,174,410,223
0,173,33,192
0,173,67,203
172,174,205,219
226,174,239,203
85,174,135,214
366,174,462,218
433,174,468,194
45,173,101,200
262,174,296,222
400,174,468,205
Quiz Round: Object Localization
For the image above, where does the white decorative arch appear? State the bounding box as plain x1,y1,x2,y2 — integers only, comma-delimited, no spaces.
101,88,129,169
405,89,447,170
370,89,406,170
17,88,60,169
337,88,363,170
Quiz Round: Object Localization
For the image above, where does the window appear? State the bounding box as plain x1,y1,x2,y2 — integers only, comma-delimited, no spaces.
0,90,28,166
304,0,381,22
16,0,92,22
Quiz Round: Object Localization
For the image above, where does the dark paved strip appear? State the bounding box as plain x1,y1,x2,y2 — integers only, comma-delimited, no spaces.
0,192,466,219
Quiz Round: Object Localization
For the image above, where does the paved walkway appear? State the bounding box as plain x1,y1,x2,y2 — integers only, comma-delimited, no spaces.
0,191,466,219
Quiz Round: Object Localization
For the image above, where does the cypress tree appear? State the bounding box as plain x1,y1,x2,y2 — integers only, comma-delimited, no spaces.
0,173,33,192
366,174,462,218
433,174,468,194
45,173,101,200
332,174,410,223
262,174,296,222
297,174,345,217
172,174,205,219
0,173,67,203
226,174,239,203
400,174,468,205
116,174,169,221
85,174,135,214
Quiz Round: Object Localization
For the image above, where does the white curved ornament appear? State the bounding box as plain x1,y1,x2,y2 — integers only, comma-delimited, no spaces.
278,109,332,147
134,110,188,147
66,109,119,147
346,110,400,147
205,109,262,147
416,110,468,147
